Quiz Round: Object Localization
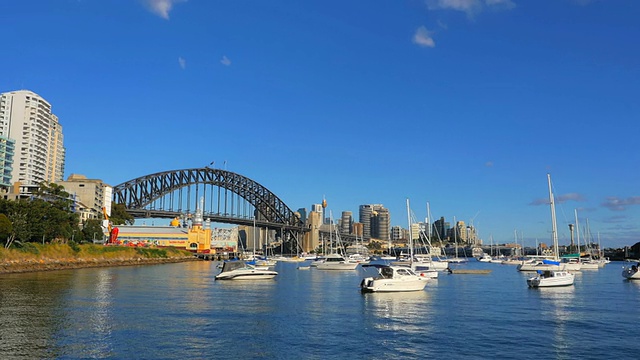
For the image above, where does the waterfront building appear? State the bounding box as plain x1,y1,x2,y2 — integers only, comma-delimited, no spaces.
391,225,402,241
359,204,373,239
0,135,15,189
56,174,112,222
0,90,66,190
432,217,450,242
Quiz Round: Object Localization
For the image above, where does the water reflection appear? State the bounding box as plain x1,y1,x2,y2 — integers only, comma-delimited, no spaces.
363,291,431,332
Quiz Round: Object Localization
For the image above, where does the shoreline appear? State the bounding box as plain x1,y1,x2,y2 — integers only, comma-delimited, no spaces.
0,256,200,275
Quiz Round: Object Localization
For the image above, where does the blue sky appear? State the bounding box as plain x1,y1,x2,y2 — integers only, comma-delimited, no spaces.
2,0,639,248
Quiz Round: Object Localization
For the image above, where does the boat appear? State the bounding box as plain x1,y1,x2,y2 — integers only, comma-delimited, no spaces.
527,269,575,288
478,253,492,262
360,264,429,292
622,260,640,280
360,199,429,292
214,260,278,280
315,253,359,270
525,174,574,287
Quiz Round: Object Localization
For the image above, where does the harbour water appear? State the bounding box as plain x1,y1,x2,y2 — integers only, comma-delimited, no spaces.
1,259,638,359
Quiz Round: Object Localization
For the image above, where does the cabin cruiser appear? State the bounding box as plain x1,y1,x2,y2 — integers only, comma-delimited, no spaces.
315,253,359,270
527,269,575,288
622,260,640,280
215,260,278,280
360,264,429,292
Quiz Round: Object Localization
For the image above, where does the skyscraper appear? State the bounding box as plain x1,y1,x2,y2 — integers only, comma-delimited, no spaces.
0,90,65,188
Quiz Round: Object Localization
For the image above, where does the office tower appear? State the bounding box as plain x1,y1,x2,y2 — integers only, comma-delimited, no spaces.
374,206,390,241
340,211,352,234
359,204,390,241
359,204,373,238
0,90,66,188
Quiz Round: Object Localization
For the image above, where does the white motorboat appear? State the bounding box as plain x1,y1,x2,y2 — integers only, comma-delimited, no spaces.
478,253,492,262
315,253,359,270
361,199,432,291
215,260,278,280
622,260,640,280
360,264,429,292
527,269,575,288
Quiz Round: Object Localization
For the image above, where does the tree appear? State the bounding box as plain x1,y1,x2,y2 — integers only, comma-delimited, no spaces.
34,181,78,213
82,219,104,243
110,203,134,225
0,213,13,248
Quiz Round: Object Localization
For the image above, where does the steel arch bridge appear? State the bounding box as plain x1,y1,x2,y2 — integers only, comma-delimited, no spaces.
112,168,307,237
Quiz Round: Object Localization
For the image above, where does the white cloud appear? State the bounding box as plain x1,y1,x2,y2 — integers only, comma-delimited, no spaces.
427,0,482,16
426,0,515,17
142,0,186,20
220,55,232,66
413,26,435,48
178,57,186,69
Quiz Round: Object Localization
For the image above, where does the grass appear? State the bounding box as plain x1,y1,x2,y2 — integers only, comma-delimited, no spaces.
0,243,193,262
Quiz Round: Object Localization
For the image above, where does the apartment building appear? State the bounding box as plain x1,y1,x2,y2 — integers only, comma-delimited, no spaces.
0,90,66,191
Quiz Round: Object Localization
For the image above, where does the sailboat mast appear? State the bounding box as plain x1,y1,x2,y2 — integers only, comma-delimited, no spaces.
547,173,559,260
406,199,413,264
574,209,580,255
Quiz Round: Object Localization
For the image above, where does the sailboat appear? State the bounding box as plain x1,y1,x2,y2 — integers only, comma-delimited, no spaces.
360,199,429,292
316,212,358,270
526,174,575,288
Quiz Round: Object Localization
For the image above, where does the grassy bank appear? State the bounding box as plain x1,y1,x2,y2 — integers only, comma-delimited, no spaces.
0,243,197,274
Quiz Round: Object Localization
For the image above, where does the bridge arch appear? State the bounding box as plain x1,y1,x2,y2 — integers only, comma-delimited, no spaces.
112,168,305,233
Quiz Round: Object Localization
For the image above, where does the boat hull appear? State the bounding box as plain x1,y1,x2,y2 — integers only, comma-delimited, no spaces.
360,277,427,292
622,262,640,279
215,270,278,280
527,271,574,288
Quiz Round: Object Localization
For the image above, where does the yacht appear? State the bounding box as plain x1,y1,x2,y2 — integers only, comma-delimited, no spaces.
215,260,278,280
622,260,640,280
315,253,359,270
360,264,428,292
527,269,575,288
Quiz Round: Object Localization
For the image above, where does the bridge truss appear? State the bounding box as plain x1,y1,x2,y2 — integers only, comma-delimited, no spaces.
112,168,307,241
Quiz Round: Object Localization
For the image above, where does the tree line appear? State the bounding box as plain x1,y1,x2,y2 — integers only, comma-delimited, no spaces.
0,182,134,249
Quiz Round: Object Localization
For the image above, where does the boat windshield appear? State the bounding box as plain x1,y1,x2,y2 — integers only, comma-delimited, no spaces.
380,267,393,279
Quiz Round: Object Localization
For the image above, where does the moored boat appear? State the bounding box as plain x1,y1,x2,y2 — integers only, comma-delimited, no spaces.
622,260,640,280
527,269,575,288
215,260,278,280
360,264,428,292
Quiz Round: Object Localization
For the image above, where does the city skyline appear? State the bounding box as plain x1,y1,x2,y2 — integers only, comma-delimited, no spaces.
1,1,638,248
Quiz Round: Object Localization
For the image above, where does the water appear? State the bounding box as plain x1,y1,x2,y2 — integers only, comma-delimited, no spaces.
0,260,638,359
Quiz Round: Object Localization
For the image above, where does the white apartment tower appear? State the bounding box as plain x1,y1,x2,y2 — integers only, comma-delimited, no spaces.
0,90,65,187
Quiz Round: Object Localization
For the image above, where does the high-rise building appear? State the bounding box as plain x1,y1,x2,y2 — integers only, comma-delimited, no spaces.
0,90,66,188
359,204,373,238
359,204,390,241
0,135,15,188
373,206,390,241
340,211,352,234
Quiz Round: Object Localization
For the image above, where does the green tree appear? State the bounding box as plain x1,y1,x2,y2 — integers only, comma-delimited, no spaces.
34,182,73,211
0,213,13,248
110,203,134,225
82,219,104,243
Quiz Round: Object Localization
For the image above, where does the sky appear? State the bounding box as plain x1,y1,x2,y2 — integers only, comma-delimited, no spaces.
1,0,639,248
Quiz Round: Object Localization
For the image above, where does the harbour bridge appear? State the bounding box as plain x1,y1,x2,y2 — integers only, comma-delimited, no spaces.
111,167,358,251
